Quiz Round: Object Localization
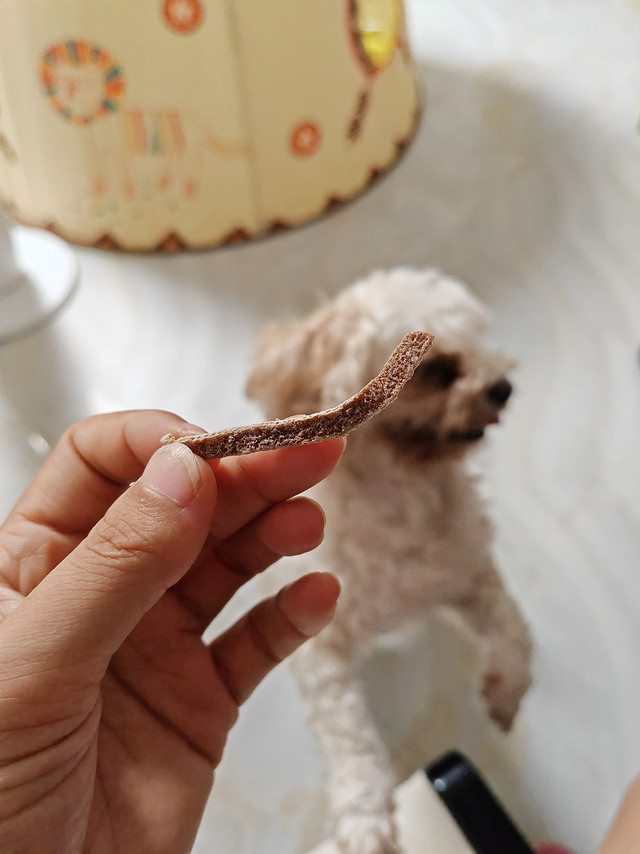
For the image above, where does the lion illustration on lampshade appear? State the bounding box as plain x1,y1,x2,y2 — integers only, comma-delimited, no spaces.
39,40,246,202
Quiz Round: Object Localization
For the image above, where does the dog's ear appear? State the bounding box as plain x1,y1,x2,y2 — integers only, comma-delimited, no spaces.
246,320,319,418
246,303,378,418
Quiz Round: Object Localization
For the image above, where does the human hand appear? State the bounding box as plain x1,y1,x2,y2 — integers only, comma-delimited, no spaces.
598,775,640,853
0,410,344,854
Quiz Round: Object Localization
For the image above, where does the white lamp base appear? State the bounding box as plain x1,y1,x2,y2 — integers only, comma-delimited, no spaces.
0,228,79,345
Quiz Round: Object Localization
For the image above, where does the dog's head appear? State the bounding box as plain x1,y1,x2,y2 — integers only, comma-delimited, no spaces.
247,268,514,462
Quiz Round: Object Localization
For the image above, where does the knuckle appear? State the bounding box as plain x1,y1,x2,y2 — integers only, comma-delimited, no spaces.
247,612,285,666
85,512,162,569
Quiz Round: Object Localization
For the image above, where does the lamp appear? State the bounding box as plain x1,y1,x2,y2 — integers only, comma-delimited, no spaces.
0,0,420,251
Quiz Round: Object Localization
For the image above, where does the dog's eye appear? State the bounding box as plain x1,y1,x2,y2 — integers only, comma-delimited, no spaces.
416,354,461,388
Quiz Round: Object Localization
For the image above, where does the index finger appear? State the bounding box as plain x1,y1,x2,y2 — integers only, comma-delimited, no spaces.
2,410,344,590
9,410,344,539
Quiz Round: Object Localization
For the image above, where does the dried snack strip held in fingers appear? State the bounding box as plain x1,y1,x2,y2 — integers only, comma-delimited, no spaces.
161,331,434,460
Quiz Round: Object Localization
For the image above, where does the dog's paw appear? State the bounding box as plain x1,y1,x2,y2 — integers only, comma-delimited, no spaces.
481,668,529,732
336,812,399,854
480,634,533,732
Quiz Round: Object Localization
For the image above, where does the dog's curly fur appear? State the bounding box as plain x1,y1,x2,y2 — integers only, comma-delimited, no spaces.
247,268,532,854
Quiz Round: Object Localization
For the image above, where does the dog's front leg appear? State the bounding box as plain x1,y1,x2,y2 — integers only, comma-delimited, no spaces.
292,635,400,854
447,563,533,732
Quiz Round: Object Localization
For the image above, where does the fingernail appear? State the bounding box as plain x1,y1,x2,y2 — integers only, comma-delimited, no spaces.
281,573,341,637
140,443,202,506
179,423,205,436
291,604,338,638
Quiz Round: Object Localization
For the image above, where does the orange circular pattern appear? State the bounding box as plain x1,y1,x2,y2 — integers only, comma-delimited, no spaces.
163,0,204,33
290,122,322,157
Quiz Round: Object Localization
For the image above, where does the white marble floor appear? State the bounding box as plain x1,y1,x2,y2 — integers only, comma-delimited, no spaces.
2,1,640,852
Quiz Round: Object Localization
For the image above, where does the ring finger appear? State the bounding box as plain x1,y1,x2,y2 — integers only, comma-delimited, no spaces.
208,571,341,705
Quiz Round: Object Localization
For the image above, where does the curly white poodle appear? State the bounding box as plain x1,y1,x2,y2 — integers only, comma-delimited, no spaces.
247,268,532,854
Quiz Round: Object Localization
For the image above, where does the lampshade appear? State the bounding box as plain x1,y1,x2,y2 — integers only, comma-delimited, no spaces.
0,0,420,251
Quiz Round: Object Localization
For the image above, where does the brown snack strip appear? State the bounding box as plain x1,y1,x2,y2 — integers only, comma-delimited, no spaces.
162,331,434,459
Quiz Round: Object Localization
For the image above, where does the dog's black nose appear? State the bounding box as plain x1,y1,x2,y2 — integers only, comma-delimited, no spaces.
486,378,513,407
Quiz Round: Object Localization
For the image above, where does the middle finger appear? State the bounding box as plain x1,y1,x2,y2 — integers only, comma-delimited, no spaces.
209,439,344,539
173,497,326,631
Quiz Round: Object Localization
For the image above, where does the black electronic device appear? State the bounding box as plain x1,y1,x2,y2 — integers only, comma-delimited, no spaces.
426,751,536,854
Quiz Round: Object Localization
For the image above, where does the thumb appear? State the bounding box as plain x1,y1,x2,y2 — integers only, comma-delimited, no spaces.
2,443,217,677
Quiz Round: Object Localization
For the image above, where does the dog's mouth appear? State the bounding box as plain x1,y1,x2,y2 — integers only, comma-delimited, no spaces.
385,423,436,445
447,428,486,443
382,422,487,458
